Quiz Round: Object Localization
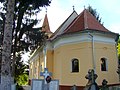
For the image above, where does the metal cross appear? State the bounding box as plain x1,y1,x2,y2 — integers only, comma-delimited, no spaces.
40,68,52,84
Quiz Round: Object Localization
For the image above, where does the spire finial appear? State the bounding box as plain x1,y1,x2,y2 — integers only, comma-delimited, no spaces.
84,5,86,9
45,7,47,14
72,5,75,11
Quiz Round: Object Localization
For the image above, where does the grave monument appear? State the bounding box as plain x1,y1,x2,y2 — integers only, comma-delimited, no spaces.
32,68,59,90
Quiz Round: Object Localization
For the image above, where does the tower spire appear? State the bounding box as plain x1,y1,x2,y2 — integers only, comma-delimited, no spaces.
42,14,50,33
42,9,53,38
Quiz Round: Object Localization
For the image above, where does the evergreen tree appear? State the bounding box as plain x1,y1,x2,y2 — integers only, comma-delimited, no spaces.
87,5,102,24
0,0,51,55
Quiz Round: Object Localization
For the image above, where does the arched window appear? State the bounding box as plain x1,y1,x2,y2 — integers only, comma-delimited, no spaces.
100,58,108,71
72,58,79,72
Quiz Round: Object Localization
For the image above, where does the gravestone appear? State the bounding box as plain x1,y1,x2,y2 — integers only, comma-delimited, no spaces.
89,83,99,90
40,68,59,90
71,85,77,90
31,79,43,90
31,79,59,90
31,68,59,90
49,80,59,90
100,79,109,90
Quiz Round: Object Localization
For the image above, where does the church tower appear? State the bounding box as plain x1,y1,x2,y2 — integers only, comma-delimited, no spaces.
42,13,53,38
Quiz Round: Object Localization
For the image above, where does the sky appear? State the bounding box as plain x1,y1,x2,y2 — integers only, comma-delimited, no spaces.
36,0,120,34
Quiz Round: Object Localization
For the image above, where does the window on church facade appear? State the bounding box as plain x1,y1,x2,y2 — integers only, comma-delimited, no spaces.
100,58,108,71
72,58,79,72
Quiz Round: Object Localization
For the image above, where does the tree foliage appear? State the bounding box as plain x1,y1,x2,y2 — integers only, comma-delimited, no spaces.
12,0,51,53
14,53,28,85
117,38,120,63
0,0,51,54
87,5,102,24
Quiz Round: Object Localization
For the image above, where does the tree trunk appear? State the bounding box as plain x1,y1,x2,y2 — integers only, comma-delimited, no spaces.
0,0,15,90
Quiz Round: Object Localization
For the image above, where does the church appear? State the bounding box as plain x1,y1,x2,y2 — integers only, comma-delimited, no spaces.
29,9,119,90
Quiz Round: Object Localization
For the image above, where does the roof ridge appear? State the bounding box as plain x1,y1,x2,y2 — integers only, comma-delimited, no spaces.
84,9,88,29
63,10,84,33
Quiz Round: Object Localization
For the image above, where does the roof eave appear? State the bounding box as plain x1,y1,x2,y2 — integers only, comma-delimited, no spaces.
51,29,119,41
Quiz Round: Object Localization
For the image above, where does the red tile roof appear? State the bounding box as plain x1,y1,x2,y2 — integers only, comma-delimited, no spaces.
42,14,52,33
64,9,110,34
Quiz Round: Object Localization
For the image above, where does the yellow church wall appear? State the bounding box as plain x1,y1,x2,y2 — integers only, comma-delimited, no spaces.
46,50,53,74
95,43,119,84
29,62,33,79
29,48,54,80
53,42,93,86
29,40,119,86
37,55,45,79
53,47,63,82
33,59,39,79
32,60,37,79
38,53,45,79
29,51,45,79
53,42,119,86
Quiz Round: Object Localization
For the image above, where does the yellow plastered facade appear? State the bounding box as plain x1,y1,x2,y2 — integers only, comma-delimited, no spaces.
53,42,119,86
29,41,119,86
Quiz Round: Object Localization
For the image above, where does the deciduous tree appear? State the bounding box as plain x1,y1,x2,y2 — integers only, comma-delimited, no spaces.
1,0,15,89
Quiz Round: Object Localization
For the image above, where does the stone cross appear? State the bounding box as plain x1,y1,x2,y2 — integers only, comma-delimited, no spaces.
71,85,77,90
40,68,52,84
117,65,120,81
85,69,98,85
85,69,99,90
101,79,109,90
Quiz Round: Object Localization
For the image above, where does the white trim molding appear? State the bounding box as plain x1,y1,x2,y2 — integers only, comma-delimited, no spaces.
52,32,117,49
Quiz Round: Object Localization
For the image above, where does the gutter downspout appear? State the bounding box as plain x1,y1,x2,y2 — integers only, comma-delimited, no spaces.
89,34,96,73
